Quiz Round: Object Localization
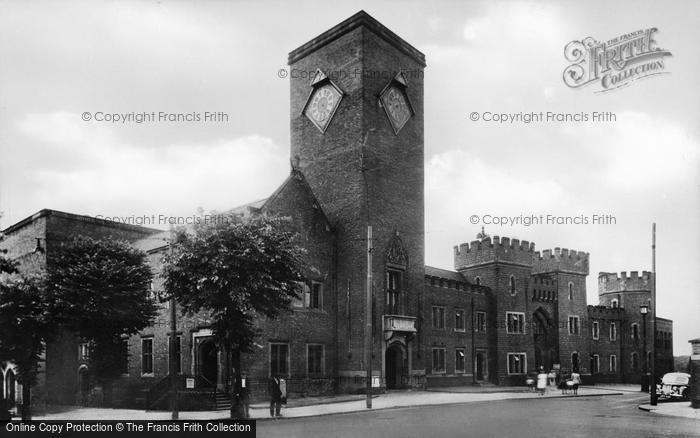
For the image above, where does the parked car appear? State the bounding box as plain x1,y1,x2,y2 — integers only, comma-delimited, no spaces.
656,372,690,400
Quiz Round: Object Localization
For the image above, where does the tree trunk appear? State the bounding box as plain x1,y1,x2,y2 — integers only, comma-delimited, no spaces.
230,347,244,419
21,381,31,421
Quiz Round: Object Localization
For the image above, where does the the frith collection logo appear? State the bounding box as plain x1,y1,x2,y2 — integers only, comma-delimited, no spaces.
563,28,672,92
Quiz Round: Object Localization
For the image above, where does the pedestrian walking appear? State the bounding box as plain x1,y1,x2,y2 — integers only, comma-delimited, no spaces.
268,375,283,417
570,371,581,395
536,367,548,396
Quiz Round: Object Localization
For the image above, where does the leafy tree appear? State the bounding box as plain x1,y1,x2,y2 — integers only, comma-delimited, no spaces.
0,273,50,420
48,236,157,405
162,214,306,418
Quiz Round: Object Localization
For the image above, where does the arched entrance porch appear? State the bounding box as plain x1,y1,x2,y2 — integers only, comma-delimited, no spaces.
385,342,407,389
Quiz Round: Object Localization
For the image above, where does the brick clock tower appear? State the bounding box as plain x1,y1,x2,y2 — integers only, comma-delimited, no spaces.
288,11,426,390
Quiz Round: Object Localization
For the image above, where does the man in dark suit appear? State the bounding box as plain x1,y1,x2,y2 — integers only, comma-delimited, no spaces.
268,375,282,417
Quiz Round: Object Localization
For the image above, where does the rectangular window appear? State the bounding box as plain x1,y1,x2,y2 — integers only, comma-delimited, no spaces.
592,321,600,340
610,355,617,372
506,312,525,334
455,309,465,332
591,354,600,374
568,316,580,335
386,271,401,314
475,311,486,332
610,322,617,341
141,337,154,375
307,344,324,377
455,348,466,373
432,306,445,330
310,282,322,310
167,335,182,374
432,348,446,373
270,343,289,377
79,342,90,361
507,353,527,374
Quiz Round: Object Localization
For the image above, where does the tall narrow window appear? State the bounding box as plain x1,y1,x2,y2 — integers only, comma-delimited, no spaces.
386,270,401,314
568,316,580,335
631,323,639,341
455,309,465,332
455,348,466,373
141,338,154,375
509,276,516,295
475,277,481,286
270,343,289,377
592,321,600,340
475,311,486,332
591,354,600,374
432,348,446,373
610,355,617,372
568,282,574,300
610,322,617,341
310,282,323,310
432,306,445,329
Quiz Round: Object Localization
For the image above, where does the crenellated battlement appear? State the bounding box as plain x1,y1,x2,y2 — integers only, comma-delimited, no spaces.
532,247,589,275
454,235,535,270
598,271,652,293
587,304,627,317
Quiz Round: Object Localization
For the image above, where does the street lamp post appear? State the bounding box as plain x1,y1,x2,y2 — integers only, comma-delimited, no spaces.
640,304,649,393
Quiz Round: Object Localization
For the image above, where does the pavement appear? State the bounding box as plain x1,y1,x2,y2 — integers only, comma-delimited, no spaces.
638,400,700,420
28,384,632,421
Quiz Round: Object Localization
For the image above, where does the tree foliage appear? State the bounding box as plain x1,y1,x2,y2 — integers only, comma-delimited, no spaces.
0,272,50,419
48,236,157,385
162,214,306,354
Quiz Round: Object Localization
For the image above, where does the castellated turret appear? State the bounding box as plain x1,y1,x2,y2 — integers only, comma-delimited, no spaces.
453,236,535,270
598,271,652,293
597,271,652,308
532,247,589,275
453,236,588,275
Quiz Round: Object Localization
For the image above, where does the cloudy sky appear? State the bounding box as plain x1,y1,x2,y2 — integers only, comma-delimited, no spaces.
1,0,698,353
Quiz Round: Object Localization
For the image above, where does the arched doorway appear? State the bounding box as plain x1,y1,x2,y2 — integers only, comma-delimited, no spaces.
475,351,487,381
533,307,558,371
385,343,405,389
77,366,89,406
199,340,218,386
4,369,15,406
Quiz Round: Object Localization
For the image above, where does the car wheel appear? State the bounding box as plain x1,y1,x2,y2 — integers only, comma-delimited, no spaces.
682,389,688,400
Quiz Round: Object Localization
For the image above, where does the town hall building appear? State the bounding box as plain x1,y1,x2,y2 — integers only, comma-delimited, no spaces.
0,11,673,410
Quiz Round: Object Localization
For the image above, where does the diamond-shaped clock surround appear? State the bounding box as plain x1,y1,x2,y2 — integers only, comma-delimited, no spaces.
302,69,344,134
379,72,415,135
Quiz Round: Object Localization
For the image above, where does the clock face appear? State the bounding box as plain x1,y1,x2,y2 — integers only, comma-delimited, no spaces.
380,85,412,133
305,84,342,132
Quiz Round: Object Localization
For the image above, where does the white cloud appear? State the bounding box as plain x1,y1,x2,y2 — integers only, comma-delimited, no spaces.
11,111,289,223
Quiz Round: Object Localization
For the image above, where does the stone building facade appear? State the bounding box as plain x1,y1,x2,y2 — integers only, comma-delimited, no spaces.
0,11,674,409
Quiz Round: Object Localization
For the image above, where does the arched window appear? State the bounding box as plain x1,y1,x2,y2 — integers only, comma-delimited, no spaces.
611,299,619,308
631,323,639,341
475,276,481,286
631,352,639,372
509,276,516,295
571,352,580,373
568,282,574,300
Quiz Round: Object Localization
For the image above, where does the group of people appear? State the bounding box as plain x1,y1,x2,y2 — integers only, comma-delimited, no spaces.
234,372,287,418
531,367,581,396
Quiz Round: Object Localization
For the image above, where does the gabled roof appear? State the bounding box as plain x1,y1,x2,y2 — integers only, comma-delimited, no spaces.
259,169,332,229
